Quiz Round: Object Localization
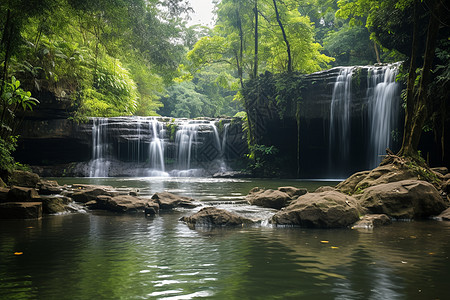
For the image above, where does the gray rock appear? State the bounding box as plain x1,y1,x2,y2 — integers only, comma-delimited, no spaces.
359,180,447,219
246,189,292,209
151,192,199,209
145,201,160,216
314,186,336,193
180,207,254,227
37,179,63,195
70,187,112,203
7,186,40,202
352,214,392,229
278,186,308,198
271,191,362,228
95,195,149,213
8,170,40,188
41,195,72,214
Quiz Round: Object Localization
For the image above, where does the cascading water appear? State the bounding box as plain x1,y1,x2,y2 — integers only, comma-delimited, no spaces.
327,64,401,177
367,64,401,167
87,117,231,178
329,67,353,174
148,119,166,176
172,120,224,176
89,118,110,177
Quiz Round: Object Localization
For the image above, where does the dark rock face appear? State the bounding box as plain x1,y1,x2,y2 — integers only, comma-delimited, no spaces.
271,191,362,228
8,171,40,188
0,202,42,219
352,214,392,229
359,180,447,219
151,192,199,209
38,180,64,195
41,195,72,214
180,207,254,227
7,186,40,202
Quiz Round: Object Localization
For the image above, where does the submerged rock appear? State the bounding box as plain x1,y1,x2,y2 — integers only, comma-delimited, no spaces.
352,214,392,229
271,191,362,228
359,180,447,219
0,202,42,219
151,192,199,209
180,207,254,227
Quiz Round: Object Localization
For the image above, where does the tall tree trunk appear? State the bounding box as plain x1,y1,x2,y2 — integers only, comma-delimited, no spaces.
253,0,258,78
398,0,442,159
373,41,381,63
273,0,292,72
235,8,244,88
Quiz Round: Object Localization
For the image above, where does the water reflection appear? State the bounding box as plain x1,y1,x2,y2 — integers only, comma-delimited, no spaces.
1,178,449,299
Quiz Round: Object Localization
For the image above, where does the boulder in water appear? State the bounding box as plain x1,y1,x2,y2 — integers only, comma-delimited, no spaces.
151,192,199,209
69,186,113,203
41,195,72,214
271,191,362,228
246,188,292,209
7,186,40,202
94,195,150,213
37,179,64,195
359,180,447,219
278,186,308,198
180,207,254,227
8,170,40,188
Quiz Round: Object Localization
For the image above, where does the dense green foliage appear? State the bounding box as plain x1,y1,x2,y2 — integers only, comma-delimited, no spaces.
0,0,190,120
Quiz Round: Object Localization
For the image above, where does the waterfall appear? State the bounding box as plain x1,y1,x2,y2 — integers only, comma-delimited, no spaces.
148,119,166,176
89,118,110,177
171,120,224,176
367,64,400,167
329,67,353,173
221,123,229,158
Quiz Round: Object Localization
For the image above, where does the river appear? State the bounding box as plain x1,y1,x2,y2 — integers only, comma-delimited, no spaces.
1,177,449,299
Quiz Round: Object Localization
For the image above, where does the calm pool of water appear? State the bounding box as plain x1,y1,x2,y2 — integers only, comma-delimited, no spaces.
1,177,449,299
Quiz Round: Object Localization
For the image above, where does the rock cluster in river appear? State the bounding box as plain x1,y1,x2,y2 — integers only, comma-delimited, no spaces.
245,159,450,228
0,170,200,218
180,207,254,228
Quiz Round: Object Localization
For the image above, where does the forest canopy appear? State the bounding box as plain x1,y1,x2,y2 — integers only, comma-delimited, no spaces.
1,0,448,177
